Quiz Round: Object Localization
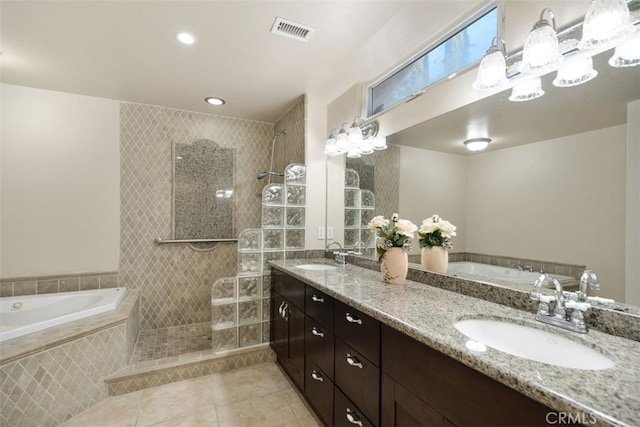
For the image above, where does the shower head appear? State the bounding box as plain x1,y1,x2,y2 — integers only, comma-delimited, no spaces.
257,171,285,180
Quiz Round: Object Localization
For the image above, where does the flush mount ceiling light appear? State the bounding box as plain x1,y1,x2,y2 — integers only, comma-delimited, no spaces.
175,32,197,45
463,138,491,152
324,117,383,157
473,37,508,91
521,8,563,73
578,0,634,50
204,97,225,106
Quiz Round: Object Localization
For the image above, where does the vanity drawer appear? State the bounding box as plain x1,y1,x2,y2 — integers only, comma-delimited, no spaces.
305,285,334,329
305,357,334,426
334,301,380,365
334,386,375,427
272,268,305,310
305,315,334,380
335,337,379,426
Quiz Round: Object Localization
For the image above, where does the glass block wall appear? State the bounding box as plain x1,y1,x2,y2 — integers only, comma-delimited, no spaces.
344,168,376,252
211,164,306,353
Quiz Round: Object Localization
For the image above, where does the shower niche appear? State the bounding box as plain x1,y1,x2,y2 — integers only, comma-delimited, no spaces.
172,139,235,242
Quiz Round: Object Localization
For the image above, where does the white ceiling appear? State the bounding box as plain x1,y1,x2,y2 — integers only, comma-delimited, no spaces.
0,0,484,123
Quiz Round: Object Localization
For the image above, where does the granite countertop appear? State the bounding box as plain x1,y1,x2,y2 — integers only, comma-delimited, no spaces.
271,259,640,427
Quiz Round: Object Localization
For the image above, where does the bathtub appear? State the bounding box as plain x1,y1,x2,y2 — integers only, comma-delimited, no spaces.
0,287,127,343
447,262,575,286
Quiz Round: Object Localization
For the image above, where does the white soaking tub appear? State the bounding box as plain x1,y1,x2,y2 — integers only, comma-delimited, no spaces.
0,287,127,342
447,262,575,286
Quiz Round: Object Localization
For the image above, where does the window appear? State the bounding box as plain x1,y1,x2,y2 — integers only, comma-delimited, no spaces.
367,6,498,117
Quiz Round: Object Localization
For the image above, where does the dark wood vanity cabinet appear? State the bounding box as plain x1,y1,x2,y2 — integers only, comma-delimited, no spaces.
381,325,557,427
271,268,559,427
270,270,305,389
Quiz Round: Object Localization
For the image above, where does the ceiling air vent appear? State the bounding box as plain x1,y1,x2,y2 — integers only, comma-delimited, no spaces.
270,17,315,42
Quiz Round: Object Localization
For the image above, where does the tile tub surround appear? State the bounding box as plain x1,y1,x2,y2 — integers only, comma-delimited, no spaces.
273,259,640,427
343,253,640,342
0,271,119,297
0,290,139,426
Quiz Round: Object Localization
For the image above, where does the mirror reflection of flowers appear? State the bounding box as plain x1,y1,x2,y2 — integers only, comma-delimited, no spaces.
368,213,418,262
418,214,457,250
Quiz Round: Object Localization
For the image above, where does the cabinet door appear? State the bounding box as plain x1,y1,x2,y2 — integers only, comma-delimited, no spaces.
305,357,334,426
334,386,375,427
381,373,446,427
288,300,305,389
270,292,288,362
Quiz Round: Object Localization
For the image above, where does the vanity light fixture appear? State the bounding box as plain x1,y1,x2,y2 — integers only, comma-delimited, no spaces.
324,118,383,157
204,97,225,106
609,35,640,67
522,9,563,73
175,32,197,45
578,0,634,50
463,137,491,152
472,37,508,91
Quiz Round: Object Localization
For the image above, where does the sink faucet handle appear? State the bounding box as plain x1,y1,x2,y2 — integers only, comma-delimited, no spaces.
566,301,590,331
566,301,590,311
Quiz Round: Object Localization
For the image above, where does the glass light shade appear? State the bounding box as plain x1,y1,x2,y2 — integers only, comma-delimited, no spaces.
464,138,491,152
472,48,508,91
348,124,363,143
609,36,640,67
359,139,374,155
336,129,350,152
578,0,633,50
323,136,340,156
553,57,598,87
509,77,545,102
372,137,387,150
346,147,361,158
522,23,562,72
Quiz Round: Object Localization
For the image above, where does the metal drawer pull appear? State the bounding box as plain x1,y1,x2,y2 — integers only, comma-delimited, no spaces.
311,370,324,382
346,353,363,368
282,303,289,321
311,327,324,337
311,295,325,303
346,408,363,426
278,301,285,315
345,313,362,324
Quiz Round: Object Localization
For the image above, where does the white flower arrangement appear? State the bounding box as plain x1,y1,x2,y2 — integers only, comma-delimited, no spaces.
368,213,418,262
418,214,457,250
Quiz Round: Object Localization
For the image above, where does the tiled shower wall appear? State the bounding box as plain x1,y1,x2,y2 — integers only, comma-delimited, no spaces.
270,96,305,184
120,103,283,330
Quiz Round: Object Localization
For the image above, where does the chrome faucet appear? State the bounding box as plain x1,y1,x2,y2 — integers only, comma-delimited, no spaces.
578,269,599,302
530,273,589,333
326,241,347,264
350,241,366,256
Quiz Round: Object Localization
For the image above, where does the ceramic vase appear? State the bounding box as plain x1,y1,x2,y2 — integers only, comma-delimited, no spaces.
380,247,409,285
421,246,448,273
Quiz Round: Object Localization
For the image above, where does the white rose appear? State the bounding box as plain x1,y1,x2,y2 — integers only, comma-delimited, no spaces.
396,219,418,238
438,220,457,238
368,215,386,231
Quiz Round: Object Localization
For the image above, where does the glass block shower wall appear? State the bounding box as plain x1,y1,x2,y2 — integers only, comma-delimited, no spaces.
211,164,306,353
344,168,376,252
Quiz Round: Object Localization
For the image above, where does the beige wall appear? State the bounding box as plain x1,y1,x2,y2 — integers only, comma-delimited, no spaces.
1,84,120,278
466,125,627,301
399,146,468,255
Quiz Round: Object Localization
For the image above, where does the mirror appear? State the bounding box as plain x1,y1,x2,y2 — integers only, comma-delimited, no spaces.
328,48,640,305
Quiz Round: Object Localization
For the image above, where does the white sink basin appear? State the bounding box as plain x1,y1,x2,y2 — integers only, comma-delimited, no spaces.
294,264,337,271
454,318,615,370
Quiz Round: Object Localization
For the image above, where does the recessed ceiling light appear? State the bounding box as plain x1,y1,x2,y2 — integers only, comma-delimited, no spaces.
205,97,225,106
464,137,491,151
175,32,196,45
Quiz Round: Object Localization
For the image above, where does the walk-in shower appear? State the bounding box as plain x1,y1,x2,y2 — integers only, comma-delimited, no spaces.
257,128,287,183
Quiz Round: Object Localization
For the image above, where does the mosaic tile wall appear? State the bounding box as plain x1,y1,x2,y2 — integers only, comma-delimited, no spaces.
0,324,127,426
120,103,277,330
270,96,305,184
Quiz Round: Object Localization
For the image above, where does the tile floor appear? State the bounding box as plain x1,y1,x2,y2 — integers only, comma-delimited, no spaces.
62,362,321,427
130,323,212,363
